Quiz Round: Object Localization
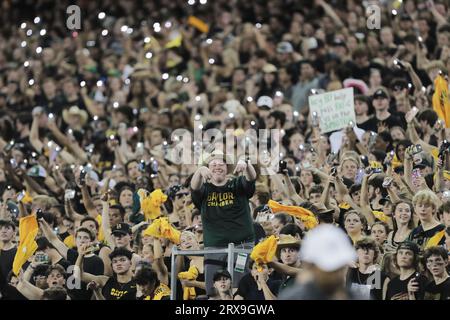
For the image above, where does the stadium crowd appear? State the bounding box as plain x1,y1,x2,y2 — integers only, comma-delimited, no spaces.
0,0,449,300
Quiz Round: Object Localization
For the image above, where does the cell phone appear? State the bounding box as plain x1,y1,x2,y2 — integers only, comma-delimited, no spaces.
4,140,15,153
151,159,159,174
393,58,405,69
382,177,394,188
368,132,377,149
355,168,365,184
36,208,44,220
327,152,337,165
35,253,50,264
88,243,100,253
360,155,369,168
9,158,17,169
79,169,87,186
278,160,287,173
136,142,144,152
439,140,450,160
65,189,76,200
412,144,423,155
330,167,337,176
443,190,450,198
16,190,26,202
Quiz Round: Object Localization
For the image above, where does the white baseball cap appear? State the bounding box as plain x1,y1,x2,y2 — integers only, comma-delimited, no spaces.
300,224,356,272
256,96,273,109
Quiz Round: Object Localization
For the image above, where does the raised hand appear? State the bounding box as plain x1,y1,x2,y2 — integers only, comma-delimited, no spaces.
233,160,247,175
197,166,212,180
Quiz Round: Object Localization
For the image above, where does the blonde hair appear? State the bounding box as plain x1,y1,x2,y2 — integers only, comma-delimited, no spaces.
340,151,361,166
33,195,58,211
412,190,439,211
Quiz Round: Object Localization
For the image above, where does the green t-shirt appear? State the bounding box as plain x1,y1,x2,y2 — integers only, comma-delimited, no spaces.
192,176,255,247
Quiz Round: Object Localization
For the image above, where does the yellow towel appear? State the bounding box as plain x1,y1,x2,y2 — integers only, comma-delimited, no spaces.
21,191,33,204
140,189,168,221
339,202,351,210
425,230,446,249
187,16,209,33
250,235,278,266
142,217,181,244
95,215,105,243
178,266,199,300
13,215,38,275
372,210,389,223
268,200,318,230
432,74,450,128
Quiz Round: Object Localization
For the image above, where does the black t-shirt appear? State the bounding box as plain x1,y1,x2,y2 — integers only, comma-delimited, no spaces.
408,224,446,251
360,114,405,132
35,93,66,117
192,176,256,247
102,276,137,300
66,249,104,300
0,247,17,283
385,272,427,300
424,277,450,300
235,273,281,300
253,222,266,244
357,116,375,132
346,268,388,300
0,284,27,300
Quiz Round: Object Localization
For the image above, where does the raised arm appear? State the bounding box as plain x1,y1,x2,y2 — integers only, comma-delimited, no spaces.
428,0,448,26
38,218,69,259
101,195,115,248
316,0,344,28
281,173,305,205
403,146,414,192
190,166,211,191
29,114,44,154
16,269,44,300
64,199,85,224
152,238,169,285
74,244,109,287
47,119,88,163
360,173,376,226
267,260,301,277
81,185,99,219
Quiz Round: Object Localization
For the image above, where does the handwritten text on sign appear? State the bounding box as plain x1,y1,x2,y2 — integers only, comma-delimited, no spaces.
309,88,356,134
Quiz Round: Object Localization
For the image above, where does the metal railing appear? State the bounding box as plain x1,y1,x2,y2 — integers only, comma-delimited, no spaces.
170,243,252,300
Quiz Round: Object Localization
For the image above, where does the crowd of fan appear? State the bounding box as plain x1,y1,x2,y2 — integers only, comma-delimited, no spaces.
0,0,449,300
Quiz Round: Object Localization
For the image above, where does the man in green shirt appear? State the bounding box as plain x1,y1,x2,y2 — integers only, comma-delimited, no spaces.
191,151,257,295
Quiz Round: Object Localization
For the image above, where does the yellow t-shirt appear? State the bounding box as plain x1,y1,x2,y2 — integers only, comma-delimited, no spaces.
95,215,105,243
63,234,76,248
144,283,171,300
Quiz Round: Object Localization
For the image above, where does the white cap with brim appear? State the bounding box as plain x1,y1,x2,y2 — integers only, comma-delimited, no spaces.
300,224,356,272
256,96,273,109
202,150,233,166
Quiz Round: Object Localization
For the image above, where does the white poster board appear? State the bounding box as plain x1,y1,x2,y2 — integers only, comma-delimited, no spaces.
308,87,356,134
